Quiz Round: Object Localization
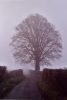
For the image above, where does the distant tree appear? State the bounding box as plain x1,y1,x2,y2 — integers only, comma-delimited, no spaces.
10,14,62,71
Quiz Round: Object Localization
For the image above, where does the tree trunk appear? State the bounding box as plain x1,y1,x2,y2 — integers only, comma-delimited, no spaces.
35,60,40,71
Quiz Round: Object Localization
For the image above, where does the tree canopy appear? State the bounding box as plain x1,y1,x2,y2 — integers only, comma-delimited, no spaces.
11,14,62,71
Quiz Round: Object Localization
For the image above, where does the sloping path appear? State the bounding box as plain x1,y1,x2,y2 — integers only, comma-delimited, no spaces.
5,71,43,100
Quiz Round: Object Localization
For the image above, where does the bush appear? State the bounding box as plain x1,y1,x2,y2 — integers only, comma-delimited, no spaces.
38,69,67,100
0,69,25,99
0,66,7,83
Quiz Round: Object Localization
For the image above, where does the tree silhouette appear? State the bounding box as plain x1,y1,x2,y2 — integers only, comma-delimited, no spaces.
11,14,62,71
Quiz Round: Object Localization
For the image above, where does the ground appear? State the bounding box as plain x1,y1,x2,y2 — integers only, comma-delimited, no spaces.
5,70,43,100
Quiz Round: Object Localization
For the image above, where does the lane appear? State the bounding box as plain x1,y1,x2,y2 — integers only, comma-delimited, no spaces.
5,79,29,99
5,78,42,99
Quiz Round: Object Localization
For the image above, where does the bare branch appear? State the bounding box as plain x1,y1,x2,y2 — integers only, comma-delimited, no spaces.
10,14,62,70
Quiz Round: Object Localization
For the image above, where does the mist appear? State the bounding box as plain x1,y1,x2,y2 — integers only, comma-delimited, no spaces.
0,0,67,70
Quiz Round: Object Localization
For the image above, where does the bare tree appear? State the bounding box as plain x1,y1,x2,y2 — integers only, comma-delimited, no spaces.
10,14,62,71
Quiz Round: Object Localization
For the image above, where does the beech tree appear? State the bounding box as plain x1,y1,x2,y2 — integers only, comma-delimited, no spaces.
11,14,62,71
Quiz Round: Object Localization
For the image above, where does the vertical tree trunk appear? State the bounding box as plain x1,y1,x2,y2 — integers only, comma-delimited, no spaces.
35,60,40,71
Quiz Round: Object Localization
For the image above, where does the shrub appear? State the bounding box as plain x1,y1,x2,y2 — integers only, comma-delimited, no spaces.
0,66,7,83
38,81,60,100
0,69,25,98
38,69,67,100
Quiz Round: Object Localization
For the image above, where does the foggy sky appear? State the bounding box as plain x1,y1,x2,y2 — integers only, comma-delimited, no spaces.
0,0,67,70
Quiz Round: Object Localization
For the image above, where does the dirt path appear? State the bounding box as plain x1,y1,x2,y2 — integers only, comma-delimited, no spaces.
5,71,43,100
